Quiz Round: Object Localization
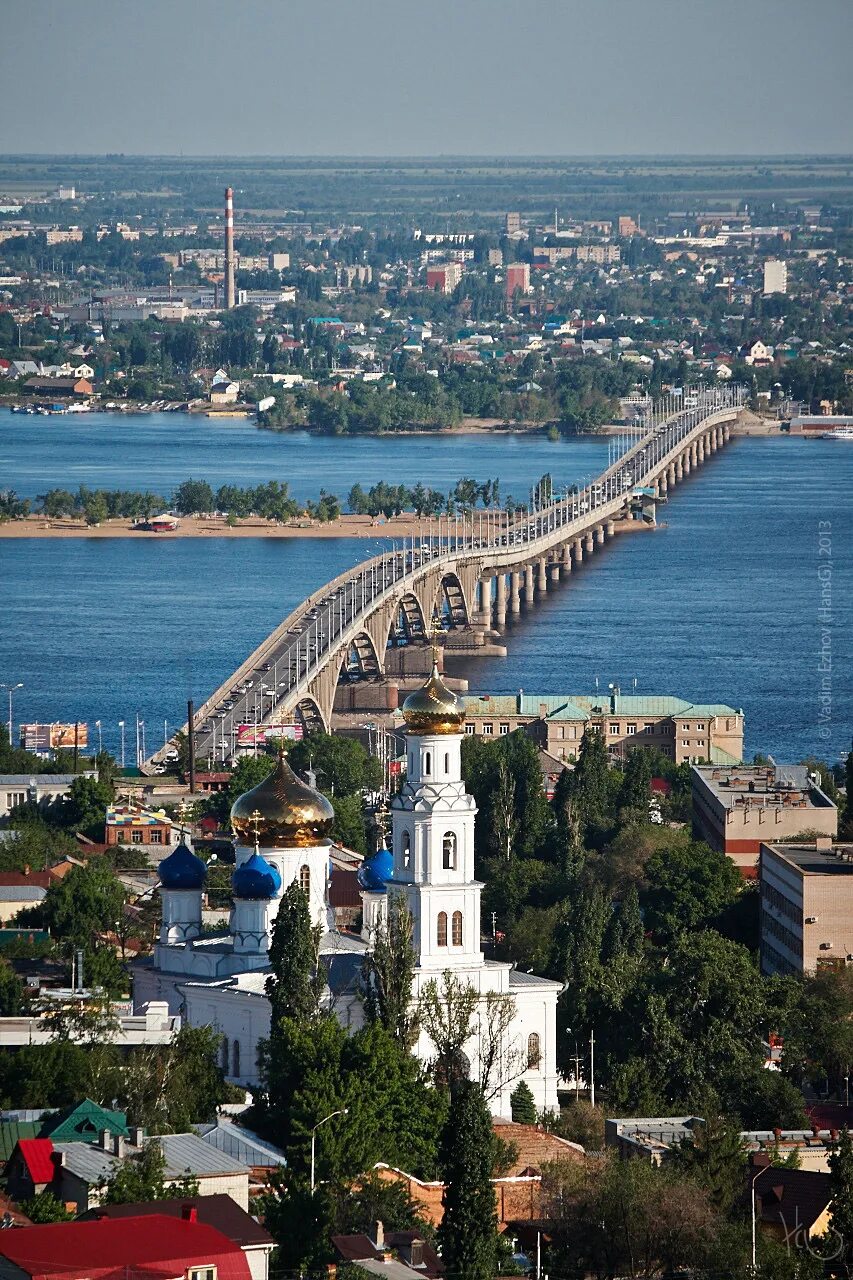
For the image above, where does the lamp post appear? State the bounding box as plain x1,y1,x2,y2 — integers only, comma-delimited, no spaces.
750,1163,768,1273
118,720,125,769
0,683,23,745
310,1107,348,1192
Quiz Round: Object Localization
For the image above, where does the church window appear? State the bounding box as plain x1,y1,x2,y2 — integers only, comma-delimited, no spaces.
401,830,411,868
444,752,449,773
452,910,463,946
527,1032,541,1070
424,751,431,776
442,832,457,870
220,1038,228,1072
437,912,448,946
232,1039,241,1077
299,864,311,896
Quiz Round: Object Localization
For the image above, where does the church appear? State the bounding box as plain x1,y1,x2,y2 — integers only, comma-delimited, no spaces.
134,663,561,1115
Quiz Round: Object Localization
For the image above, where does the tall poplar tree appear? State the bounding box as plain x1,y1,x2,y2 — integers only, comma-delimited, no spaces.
827,1126,853,1271
361,894,419,1050
570,727,610,837
438,1081,498,1280
266,881,325,1027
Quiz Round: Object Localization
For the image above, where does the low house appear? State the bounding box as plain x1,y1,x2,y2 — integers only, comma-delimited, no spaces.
0,1212,253,1280
739,1156,833,1249
332,1220,443,1279
82,1196,275,1280
22,376,93,397
0,1100,129,1164
0,773,95,821
210,378,239,404
5,1138,55,1201
104,802,175,850
0,870,51,923
52,1130,251,1211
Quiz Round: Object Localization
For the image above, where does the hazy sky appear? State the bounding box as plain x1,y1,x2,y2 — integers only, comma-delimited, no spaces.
3,0,851,155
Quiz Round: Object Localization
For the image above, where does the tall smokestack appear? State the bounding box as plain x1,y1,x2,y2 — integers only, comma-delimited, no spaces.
224,187,236,310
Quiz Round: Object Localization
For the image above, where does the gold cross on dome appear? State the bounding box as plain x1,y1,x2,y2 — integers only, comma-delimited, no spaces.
429,614,442,664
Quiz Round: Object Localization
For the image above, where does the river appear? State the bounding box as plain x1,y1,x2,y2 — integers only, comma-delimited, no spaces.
1,410,850,765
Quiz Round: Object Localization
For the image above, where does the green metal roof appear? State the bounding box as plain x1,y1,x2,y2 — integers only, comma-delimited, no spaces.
41,1099,129,1144
0,1121,39,1163
463,694,739,720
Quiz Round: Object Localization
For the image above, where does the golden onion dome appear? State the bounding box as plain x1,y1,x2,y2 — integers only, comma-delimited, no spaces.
230,749,335,848
401,662,466,735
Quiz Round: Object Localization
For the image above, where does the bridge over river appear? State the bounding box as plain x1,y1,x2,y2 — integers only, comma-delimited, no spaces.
147,386,745,769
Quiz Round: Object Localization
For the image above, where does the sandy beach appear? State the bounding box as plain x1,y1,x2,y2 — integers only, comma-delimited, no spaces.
0,512,488,539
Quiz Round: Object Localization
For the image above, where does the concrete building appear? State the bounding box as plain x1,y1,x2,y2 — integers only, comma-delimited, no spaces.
763,259,788,295
760,839,853,976
505,263,531,298
618,215,639,237
0,773,95,821
692,765,838,878
104,803,175,849
505,212,521,235
425,263,462,294
461,692,743,766
606,1115,846,1173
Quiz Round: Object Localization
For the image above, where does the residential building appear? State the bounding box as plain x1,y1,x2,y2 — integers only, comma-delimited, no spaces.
45,227,83,245
268,251,290,270
51,1129,251,1211
0,870,51,922
425,263,462,294
505,263,531,298
210,378,240,405
82,1197,275,1280
0,773,95,821
606,1115,847,1173
0,1213,254,1280
739,1156,832,1249
460,692,743,766
691,765,837,878
332,1222,443,1278
618,215,639,237
22,376,93,397
505,212,521,235
763,259,788,295
760,839,853,976
104,802,175,849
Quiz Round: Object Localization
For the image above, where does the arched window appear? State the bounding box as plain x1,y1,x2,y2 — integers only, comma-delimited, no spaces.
452,910,463,946
220,1038,228,1072
442,832,457,870
299,864,311,896
437,911,448,946
400,830,411,868
232,1039,241,1077
527,1032,541,1070
444,752,450,773
424,751,431,776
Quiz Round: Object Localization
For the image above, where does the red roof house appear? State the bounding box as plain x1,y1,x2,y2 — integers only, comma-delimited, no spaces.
6,1138,56,1200
0,1213,253,1280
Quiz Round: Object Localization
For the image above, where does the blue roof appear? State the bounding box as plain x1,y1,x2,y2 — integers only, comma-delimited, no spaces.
232,852,281,900
158,842,206,890
357,847,393,892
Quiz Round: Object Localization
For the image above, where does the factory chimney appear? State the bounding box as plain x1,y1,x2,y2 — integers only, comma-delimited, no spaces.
224,186,236,310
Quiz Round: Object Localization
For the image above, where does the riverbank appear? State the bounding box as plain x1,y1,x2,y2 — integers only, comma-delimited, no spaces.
0,512,478,539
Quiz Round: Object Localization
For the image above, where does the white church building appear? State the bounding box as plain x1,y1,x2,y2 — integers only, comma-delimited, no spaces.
134,663,561,1114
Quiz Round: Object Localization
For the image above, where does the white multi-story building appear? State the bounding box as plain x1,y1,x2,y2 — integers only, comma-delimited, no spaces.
134,665,561,1114
763,259,787,295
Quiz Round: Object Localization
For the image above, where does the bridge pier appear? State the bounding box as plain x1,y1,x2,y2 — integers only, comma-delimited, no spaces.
606,520,616,538
524,564,535,605
667,463,676,487
658,472,668,496
595,525,605,546
698,437,706,463
495,573,507,628
472,577,492,628
676,456,684,480
690,442,698,468
548,559,561,584
574,537,584,564
537,557,548,593
510,570,522,616
584,532,595,554
561,541,572,570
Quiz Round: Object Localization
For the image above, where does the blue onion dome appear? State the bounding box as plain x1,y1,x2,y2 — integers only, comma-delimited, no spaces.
232,851,282,900
158,841,207,890
357,846,394,892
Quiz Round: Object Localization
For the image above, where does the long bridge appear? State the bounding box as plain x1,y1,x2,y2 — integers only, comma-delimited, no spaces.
148,386,746,768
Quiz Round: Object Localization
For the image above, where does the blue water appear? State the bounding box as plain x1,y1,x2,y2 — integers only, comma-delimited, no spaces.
0,414,850,765
0,409,606,507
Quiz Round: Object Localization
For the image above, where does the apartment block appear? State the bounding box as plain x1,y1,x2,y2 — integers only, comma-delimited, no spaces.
425,262,463,294
760,839,853,976
692,765,838,878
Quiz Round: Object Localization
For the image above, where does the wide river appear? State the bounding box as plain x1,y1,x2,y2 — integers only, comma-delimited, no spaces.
1,409,850,765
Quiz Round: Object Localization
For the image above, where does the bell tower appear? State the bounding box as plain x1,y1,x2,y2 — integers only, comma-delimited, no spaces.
390,661,482,970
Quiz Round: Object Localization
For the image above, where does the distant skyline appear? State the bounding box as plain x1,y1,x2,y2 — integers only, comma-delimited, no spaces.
2,0,851,157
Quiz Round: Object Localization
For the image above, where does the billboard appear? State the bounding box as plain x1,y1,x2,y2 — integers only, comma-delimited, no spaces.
236,723,303,748
20,722,89,751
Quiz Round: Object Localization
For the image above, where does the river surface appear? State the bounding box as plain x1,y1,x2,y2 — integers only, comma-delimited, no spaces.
1,410,850,765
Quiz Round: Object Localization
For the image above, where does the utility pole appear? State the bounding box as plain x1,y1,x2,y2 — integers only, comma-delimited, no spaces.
589,1029,595,1108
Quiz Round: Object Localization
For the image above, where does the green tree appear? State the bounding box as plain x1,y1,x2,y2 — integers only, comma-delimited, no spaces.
330,791,367,853
827,1127,853,1273
20,1192,74,1223
172,478,215,514
510,1080,537,1125
569,727,611,839
116,1025,226,1133
287,731,382,798
0,957,26,1016
39,860,126,951
103,1141,199,1204
438,1081,498,1280
361,893,419,1050
620,747,653,814
266,882,325,1027
642,840,742,942
61,774,113,837
670,1113,747,1214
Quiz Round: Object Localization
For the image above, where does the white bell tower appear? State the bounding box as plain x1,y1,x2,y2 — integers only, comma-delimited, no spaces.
390,663,482,970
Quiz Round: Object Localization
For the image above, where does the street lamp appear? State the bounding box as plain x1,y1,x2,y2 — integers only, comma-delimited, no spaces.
750,1162,768,1273
310,1107,348,1192
0,683,23,745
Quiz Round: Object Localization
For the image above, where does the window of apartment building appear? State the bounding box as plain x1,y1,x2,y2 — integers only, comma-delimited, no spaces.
131,830,143,844
499,723,510,735
482,723,493,736
189,1269,216,1280
626,723,636,735
7,793,26,809
149,830,163,844
681,739,690,747
697,723,705,730
643,723,654,733
681,723,690,731
610,723,620,735
464,724,476,735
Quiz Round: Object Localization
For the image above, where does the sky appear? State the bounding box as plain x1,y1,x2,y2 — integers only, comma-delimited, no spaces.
2,0,851,156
